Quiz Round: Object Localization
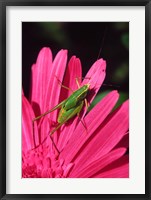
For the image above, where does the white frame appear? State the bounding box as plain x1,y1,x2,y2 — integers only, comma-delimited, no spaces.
6,6,145,194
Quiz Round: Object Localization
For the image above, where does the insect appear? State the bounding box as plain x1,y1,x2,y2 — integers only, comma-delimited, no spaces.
32,79,90,136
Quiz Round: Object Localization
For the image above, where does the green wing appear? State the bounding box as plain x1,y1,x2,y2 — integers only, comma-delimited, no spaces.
58,101,84,123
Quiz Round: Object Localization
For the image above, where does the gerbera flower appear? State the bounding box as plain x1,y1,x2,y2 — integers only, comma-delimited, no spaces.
22,47,129,178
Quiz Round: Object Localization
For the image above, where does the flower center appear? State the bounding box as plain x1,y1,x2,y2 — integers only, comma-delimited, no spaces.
22,145,74,178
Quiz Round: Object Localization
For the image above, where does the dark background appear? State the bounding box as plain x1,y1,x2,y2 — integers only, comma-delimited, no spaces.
22,22,129,108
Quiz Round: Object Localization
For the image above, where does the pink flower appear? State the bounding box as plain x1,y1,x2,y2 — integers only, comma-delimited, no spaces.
22,47,129,178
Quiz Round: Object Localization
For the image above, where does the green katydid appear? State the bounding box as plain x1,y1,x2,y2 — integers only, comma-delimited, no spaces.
32,78,90,137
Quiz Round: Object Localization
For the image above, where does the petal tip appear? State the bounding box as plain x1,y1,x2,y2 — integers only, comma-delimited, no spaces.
36,47,52,63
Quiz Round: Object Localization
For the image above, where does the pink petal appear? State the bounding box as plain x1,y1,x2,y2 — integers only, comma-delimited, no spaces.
69,148,126,178
38,49,67,145
38,116,51,145
44,49,67,120
59,56,82,101
113,133,129,149
60,90,119,164
22,94,39,152
82,58,106,106
58,58,106,151
93,155,129,178
63,163,74,177
57,56,82,150
71,100,129,170
30,47,52,116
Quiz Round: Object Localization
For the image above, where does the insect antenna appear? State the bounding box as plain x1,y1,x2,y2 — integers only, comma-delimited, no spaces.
102,83,120,88
96,25,108,60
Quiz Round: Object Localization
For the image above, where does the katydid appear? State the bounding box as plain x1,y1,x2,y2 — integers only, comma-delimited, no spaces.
32,82,90,136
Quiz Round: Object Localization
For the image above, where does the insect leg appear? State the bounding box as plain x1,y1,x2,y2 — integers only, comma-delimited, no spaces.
50,122,65,136
55,75,73,92
75,77,91,89
75,77,81,88
84,98,89,112
32,100,66,149
49,135,60,155
51,101,84,135
31,130,60,155
32,100,66,122
77,113,88,134
32,121,36,147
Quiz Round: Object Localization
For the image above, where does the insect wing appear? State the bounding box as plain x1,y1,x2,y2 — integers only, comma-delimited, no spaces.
58,101,84,123
64,85,89,110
